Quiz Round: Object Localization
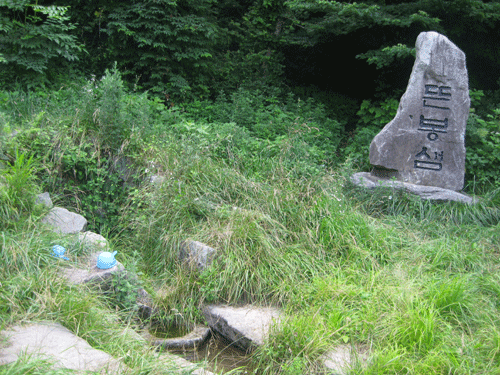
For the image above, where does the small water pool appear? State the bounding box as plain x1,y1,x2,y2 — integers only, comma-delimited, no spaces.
146,323,255,373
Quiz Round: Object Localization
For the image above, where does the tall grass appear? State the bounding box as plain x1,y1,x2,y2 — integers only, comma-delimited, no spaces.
118,130,500,373
2,77,500,374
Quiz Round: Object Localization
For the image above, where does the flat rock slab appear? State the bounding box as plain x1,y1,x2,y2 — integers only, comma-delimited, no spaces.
61,253,155,316
42,207,87,234
145,325,211,350
0,322,126,373
202,305,281,352
62,252,125,285
351,172,475,204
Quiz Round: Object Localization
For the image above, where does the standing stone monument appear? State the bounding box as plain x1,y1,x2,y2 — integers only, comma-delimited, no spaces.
352,31,473,202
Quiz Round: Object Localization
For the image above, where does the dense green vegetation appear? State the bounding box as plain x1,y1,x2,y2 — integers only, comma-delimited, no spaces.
2,0,500,374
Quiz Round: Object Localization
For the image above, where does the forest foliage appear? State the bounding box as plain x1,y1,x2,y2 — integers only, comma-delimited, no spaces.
3,0,500,95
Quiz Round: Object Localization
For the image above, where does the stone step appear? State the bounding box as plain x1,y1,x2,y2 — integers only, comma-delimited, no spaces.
202,305,281,352
0,322,126,373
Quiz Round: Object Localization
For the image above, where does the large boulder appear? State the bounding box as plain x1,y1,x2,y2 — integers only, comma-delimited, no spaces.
369,31,470,191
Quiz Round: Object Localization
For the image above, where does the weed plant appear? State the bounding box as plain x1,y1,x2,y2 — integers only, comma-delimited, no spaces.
0,149,40,228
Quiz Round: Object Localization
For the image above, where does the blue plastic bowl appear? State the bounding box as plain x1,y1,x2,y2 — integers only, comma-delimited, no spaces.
52,245,69,260
97,251,117,269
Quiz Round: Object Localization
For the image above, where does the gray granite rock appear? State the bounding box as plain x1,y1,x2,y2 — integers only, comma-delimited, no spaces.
137,287,156,319
145,325,211,350
0,321,215,375
61,252,156,315
62,251,126,285
320,345,368,375
351,172,475,204
202,305,281,352
179,240,216,271
78,231,108,249
369,31,469,191
0,322,126,373
35,192,53,208
42,207,87,234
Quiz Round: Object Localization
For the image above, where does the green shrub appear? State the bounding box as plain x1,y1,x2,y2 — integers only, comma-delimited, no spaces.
343,97,399,170
0,2,83,89
106,272,142,313
77,65,131,153
1,70,174,232
184,89,342,173
210,50,286,95
465,107,500,192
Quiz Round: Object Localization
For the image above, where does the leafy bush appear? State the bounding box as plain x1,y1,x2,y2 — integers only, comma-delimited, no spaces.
210,50,286,95
343,98,399,170
13,125,129,232
0,1,83,88
76,66,133,152
2,70,166,232
465,107,500,192
103,0,220,99
184,88,342,172
106,272,142,312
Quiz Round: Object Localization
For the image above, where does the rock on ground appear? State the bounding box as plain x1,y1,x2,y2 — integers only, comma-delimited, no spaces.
78,231,108,249
0,322,126,373
179,240,217,271
61,250,156,327
35,192,53,208
42,207,87,234
320,345,369,375
145,325,211,350
203,305,281,352
351,172,475,204
62,251,126,285
369,31,469,191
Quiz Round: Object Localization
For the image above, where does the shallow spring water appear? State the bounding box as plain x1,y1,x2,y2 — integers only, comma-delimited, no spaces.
177,332,255,374
149,324,191,339
151,325,255,374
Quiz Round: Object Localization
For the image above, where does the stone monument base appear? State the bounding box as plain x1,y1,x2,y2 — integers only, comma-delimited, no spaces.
350,172,476,204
